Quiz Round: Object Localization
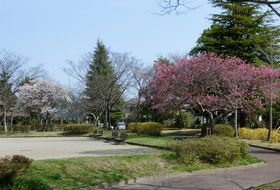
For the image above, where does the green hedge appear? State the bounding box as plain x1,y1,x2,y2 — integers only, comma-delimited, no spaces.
128,122,164,136
170,136,248,164
63,124,94,135
213,124,234,137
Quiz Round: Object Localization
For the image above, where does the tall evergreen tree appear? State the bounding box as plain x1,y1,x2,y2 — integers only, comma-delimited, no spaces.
85,40,121,129
190,0,280,65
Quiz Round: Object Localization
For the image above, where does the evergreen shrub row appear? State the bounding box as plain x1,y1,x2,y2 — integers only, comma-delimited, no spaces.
170,136,248,164
213,124,234,137
128,122,164,136
239,128,280,143
63,124,95,135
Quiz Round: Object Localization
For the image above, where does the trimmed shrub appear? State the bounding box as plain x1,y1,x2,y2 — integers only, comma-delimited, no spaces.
63,124,94,135
128,122,164,136
238,127,280,143
213,124,234,137
0,155,32,187
12,178,52,190
11,125,32,132
238,140,249,158
138,122,164,136
170,136,248,164
127,122,141,133
173,112,194,129
199,137,243,164
239,128,268,141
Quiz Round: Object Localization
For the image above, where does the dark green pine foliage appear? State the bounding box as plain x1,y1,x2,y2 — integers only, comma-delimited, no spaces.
85,40,121,128
191,0,280,65
86,40,115,82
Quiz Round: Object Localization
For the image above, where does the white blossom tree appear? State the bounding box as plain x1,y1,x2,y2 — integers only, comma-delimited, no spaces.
18,79,71,131
0,49,47,131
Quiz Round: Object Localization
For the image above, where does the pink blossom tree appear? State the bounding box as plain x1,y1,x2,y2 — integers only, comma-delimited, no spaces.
147,54,280,135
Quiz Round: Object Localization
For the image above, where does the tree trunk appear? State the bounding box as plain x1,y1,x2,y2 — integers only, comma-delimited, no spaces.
107,109,111,130
3,108,7,132
42,112,49,131
11,112,14,126
10,112,13,131
267,98,273,141
136,93,142,122
207,112,214,135
234,109,238,138
240,112,247,127
60,117,63,129
104,110,108,128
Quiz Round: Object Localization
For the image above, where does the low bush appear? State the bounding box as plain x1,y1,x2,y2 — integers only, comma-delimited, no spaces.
213,124,234,137
170,136,248,164
138,122,164,136
127,122,141,133
128,122,164,136
12,178,52,190
239,128,267,141
201,124,212,137
63,124,94,135
0,155,32,188
173,112,194,129
238,127,280,143
11,125,32,132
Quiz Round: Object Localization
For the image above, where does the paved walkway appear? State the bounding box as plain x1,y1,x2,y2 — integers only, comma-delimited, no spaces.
107,147,280,190
0,137,157,160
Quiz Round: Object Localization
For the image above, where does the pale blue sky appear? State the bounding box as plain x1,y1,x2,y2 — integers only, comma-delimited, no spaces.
0,0,217,85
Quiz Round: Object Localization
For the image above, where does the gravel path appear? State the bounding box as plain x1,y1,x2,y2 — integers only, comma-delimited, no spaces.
106,147,280,190
0,137,157,160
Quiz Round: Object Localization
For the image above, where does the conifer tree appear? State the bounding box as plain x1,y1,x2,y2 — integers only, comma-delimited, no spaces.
191,0,280,65
85,40,121,129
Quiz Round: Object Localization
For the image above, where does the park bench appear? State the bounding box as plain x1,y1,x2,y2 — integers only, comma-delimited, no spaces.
114,133,128,144
104,131,118,142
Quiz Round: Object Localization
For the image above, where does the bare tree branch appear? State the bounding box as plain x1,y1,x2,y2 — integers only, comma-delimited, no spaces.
159,0,280,17
158,0,199,15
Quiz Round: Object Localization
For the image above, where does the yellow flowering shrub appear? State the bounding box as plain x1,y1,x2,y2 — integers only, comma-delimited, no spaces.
239,128,280,143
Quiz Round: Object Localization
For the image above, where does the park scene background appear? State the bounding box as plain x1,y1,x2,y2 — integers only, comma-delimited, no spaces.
1,0,280,189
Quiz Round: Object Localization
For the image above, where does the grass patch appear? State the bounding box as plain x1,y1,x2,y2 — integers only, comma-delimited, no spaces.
17,154,168,189
161,129,201,136
16,152,262,190
162,152,262,173
126,134,175,148
248,179,280,190
0,131,64,137
243,139,280,151
0,129,115,137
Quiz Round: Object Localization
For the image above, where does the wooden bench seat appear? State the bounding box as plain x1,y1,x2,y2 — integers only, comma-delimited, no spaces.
114,133,128,144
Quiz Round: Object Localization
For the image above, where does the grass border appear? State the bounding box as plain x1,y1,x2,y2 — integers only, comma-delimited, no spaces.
95,161,265,189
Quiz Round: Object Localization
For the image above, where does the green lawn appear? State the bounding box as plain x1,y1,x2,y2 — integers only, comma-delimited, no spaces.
160,128,201,136
17,152,261,190
243,139,280,151
0,130,264,189
0,131,64,137
248,180,280,190
126,135,175,148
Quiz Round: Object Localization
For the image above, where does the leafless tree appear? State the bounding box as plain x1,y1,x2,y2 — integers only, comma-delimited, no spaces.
63,53,91,88
131,65,154,121
64,51,138,128
0,49,47,131
159,0,280,17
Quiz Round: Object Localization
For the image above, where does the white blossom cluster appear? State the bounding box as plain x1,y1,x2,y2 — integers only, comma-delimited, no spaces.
18,79,71,116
